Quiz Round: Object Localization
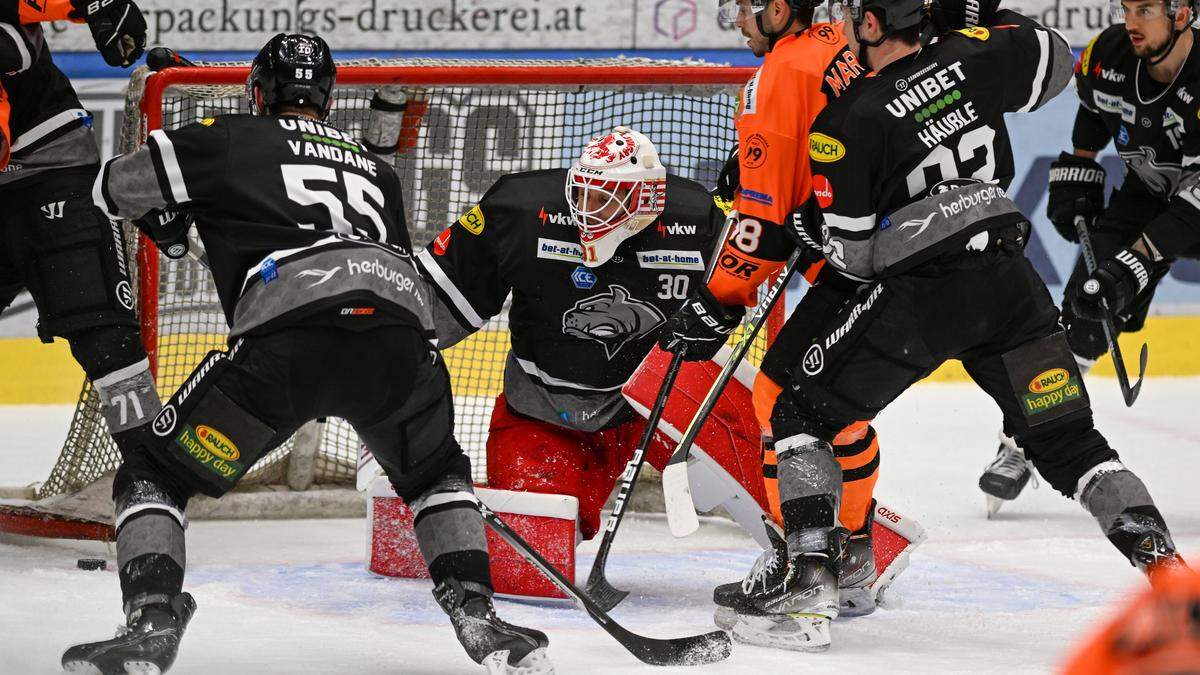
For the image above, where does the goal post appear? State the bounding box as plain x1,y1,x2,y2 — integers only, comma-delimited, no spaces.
4,58,796,538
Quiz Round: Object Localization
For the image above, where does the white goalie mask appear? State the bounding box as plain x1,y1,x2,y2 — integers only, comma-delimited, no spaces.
566,127,667,267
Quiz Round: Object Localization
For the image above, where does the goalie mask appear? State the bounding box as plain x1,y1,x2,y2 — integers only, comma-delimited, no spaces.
247,33,337,119
566,127,667,268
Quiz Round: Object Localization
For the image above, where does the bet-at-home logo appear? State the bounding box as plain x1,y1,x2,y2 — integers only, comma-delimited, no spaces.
1022,368,1082,414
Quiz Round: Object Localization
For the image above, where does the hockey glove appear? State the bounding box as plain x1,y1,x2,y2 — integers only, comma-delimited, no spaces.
71,0,147,68
930,0,1001,32
659,286,742,362
712,143,740,205
1068,247,1153,321
1047,152,1106,243
134,210,192,260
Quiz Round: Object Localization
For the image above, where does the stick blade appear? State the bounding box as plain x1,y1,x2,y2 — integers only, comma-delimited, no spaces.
584,571,629,612
662,461,700,538
628,629,732,666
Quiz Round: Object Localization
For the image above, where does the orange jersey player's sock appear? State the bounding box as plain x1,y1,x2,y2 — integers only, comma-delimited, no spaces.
754,372,879,531
0,85,10,170
831,421,879,533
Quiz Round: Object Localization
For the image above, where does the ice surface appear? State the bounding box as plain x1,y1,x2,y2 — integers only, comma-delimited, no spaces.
2,379,1198,674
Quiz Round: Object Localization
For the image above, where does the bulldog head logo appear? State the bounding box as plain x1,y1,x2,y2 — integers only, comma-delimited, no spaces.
562,285,665,359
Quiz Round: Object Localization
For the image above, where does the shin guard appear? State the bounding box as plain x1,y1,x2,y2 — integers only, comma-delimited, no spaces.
410,475,492,595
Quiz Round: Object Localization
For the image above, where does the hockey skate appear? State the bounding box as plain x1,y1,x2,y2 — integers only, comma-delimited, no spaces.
715,517,880,628
434,579,553,674
979,433,1037,518
716,529,841,652
838,511,878,617
1121,516,1192,588
62,593,196,675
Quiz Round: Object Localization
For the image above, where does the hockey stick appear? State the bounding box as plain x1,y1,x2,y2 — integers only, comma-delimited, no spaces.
1073,209,1148,406
478,501,733,666
662,246,803,538
585,351,687,611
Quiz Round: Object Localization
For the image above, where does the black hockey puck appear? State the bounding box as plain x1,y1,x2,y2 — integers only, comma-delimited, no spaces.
77,558,107,571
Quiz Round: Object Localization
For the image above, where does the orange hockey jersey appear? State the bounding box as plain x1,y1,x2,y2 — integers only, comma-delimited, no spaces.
710,23,866,306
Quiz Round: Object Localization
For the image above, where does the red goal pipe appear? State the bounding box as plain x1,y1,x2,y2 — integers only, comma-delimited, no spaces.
135,64,757,376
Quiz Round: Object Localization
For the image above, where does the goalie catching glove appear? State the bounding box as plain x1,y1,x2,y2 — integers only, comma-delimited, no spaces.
658,286,741,361
1068,246,1154,321
1047,152,1107,243
69,0,147,67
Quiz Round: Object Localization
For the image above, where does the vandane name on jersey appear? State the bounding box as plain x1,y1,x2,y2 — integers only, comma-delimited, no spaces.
281,118,379,176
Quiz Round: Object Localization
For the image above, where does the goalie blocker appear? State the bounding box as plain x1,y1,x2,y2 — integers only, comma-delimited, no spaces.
369,345,923,600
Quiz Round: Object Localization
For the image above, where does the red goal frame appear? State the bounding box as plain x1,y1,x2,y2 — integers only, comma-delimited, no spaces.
134,65,761,376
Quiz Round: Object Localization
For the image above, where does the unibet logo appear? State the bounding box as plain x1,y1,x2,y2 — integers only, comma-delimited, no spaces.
458,205,485,235
809,133,845,163
196,425,240,461
1029,368,1070,394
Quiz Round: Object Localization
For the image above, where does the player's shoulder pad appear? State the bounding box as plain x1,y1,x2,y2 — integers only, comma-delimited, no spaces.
1081,23,1135,73
473,168,570,227
663,173,721,229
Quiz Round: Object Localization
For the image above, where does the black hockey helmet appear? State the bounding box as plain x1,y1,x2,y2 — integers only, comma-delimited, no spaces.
246,33,337,119
718,0,824,49
834,0,931,35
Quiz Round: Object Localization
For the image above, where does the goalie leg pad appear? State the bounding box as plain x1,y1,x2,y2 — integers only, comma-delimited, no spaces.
16,172,137,342
410,475,492,594
149,345,279,497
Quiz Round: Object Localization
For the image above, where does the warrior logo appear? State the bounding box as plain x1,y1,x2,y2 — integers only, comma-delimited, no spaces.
1119,146,1182,196
562,285,665,359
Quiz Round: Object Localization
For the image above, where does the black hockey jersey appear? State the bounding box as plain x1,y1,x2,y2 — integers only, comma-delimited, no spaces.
810,11,1073,280
1073,24,1200,257
416,169,725,432
0,10,98,184
96,114,431,339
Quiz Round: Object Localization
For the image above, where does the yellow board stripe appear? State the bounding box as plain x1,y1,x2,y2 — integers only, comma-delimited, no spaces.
1,316,1197,404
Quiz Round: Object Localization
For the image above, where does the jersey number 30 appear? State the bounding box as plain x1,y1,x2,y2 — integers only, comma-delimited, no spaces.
282,164,388,242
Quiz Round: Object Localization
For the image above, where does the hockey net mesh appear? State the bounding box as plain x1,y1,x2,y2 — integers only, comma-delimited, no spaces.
41,58,776,501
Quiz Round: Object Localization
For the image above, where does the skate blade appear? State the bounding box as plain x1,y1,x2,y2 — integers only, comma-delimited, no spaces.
482,647,554,675
730,613,831,652
985,495,1005,519
713,606,736,631
62,660,162,675
838,586,877,618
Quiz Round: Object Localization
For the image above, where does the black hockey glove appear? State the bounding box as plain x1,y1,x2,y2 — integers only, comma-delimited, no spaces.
930,0,1001,32
659,286,742,362
134,210,192,260
71,0,147,68
1068,247,1153,321
1046,152,1107,243
712,143,740,205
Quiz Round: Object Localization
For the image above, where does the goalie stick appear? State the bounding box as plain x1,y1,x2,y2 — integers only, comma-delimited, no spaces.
478,500,733,666
585,350,686,611
1073,207,1147,406
662,245,802,538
